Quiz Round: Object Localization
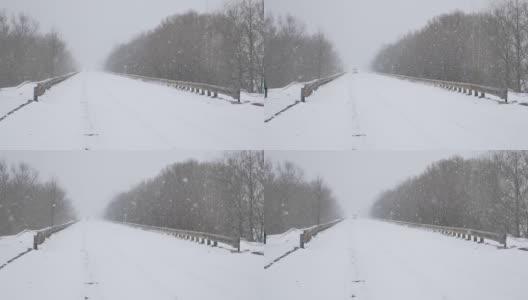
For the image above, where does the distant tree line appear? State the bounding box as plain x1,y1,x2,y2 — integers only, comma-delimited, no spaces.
105,0,264,93
105,151,266,243
372,0,528,92
264,14,342,88
0,11,77,88
265,160,343,235
0,161,76,236
371,152,528,238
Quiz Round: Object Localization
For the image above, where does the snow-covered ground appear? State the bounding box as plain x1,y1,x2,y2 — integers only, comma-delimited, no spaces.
265,72,528,150
0,71,263,150
265,76,359,149
0,220,263,300
0,81,36,118
265,218,528,300
265,228,303,267
265,220,354,299
0,230,34,266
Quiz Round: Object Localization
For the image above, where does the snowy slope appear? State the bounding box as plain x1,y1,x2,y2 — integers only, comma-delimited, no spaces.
265,76,359,150
265,228,303,267
265,82,305,121
0,72,263,150
265,220,353,299
0,230,34,266
0,82,36,118
265,72,528,150
0,220,263,300
266,218,528,300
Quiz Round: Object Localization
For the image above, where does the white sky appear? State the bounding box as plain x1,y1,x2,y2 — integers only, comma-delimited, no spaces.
267,151,484,217
0,0,226,69
267,0,492,69
0,151,221,218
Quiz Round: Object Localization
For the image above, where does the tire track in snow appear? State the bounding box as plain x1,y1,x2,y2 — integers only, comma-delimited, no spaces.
80,80,100,151
81,223,176,300
350,75,435,148
80,74,173,150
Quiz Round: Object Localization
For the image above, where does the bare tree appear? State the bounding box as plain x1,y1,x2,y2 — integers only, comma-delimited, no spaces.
371,152,528,238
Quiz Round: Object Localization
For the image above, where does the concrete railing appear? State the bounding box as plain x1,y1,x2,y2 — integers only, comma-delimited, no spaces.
118,221,241,252
301,72,346,102
378,72,509,103
33,72,78,101
33,220,77,250
378,218,507,247
300,218,344,248
114,73,241,103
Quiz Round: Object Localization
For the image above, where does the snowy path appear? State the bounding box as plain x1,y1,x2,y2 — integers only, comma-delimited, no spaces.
265,72,528,150
266,219,528,300
0,221,263,300
0,72,263,150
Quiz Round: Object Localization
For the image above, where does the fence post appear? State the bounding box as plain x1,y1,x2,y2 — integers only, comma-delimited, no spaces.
301,87,306,102
33,86,39,102
300,232,305,249
33,234,38,250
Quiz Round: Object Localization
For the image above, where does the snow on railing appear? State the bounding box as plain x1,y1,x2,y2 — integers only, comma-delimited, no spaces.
377,72,509,103
113,72,242,103
377,218,507,247
33,72,78,101
299,218,344,248
300,72,346,102
116,221,241,252
33,220,78,250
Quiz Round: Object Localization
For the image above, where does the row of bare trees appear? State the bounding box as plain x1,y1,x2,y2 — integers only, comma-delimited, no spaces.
105,0,264,93
0,11,77,88
264,14,342,89
371,152,528,238
372,0,528,92
104,151,267,242
0,161,76,236
264,161,343,235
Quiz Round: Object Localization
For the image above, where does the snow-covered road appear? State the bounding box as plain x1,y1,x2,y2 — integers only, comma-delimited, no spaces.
0,72,263,150
0,221,263,300
265,72,528,150
266,219,528,300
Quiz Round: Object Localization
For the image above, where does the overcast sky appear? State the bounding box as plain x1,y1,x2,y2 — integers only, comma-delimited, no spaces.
0,151,221,218
267,0,491,69
1,0,225,69
267,151,484,217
